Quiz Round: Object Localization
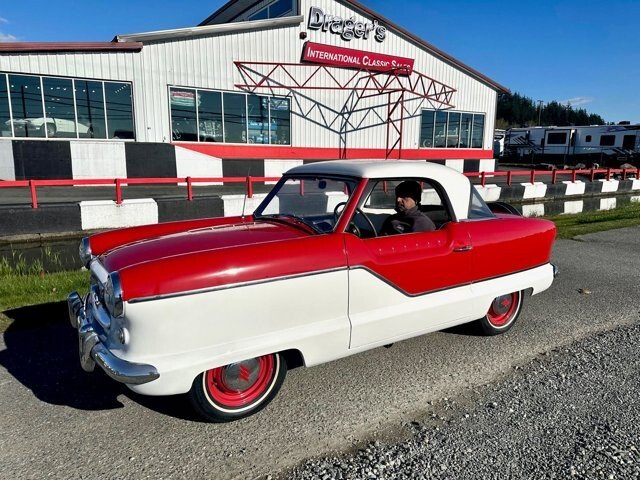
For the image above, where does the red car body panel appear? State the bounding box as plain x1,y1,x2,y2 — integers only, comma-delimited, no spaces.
343,222,475,295
465,216,556,282
102,221,310,273
90,216,248,256
114,227,348,301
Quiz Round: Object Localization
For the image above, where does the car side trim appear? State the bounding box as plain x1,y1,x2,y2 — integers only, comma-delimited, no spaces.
350,263,551,298
127,267,349,304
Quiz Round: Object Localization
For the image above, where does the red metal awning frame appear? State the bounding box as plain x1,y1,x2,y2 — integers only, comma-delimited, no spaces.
234,61,457,159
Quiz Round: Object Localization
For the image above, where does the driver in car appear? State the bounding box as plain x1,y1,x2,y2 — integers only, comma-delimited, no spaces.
381,180,436,235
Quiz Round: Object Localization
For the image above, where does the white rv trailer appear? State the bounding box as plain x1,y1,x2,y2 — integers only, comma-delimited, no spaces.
502,125,640,167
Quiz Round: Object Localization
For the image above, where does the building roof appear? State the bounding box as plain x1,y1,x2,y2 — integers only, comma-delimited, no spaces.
114,16,303,43
0,42,143,53
200,0,508,93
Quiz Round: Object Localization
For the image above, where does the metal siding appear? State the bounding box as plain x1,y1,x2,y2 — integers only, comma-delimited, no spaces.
0,0,498,152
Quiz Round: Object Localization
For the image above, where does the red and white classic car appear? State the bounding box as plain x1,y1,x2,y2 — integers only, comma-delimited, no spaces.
68,161,557,422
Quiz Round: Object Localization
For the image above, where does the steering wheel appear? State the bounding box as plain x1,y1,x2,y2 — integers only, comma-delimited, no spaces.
333,202,378,238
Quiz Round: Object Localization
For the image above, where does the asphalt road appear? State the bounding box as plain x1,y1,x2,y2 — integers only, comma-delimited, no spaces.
1,227,639,480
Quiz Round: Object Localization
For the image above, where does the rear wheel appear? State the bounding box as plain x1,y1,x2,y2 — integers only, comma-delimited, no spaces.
477,291,523,335
189,353,286,422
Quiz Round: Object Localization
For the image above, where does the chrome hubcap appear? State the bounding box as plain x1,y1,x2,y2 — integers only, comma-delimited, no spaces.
220,359,261,391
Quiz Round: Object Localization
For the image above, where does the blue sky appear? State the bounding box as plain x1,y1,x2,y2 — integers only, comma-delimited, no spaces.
1,0,638,123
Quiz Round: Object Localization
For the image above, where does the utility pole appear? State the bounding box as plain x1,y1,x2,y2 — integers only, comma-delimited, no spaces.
537,100,544,126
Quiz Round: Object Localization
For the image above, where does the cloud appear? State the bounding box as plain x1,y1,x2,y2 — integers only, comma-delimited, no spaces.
559,97,594,107
0,32,18,42
0,17,8,24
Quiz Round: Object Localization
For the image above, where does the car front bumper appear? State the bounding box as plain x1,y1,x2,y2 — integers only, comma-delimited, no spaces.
67,291,159,385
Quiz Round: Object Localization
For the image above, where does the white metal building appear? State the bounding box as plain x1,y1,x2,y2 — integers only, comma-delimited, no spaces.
0,0,507,181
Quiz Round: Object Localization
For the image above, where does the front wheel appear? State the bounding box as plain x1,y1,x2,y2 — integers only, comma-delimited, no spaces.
189,353,286,422
477,291,523,336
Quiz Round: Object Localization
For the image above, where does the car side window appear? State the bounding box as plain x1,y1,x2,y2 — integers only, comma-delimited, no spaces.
361,178,452,235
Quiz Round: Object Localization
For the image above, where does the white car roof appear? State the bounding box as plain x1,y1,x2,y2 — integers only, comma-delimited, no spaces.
287,160,472,220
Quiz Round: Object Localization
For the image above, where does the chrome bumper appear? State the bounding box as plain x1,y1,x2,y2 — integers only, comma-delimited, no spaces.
67,292,159,385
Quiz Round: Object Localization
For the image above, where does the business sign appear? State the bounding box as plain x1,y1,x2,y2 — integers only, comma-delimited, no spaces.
308,6,387,43
302,42,415,75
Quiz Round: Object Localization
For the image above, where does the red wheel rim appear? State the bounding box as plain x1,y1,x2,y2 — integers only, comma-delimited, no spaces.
205,355,276,409
487,293,518,327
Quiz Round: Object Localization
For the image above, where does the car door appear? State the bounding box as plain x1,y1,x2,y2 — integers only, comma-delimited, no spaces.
344,179,475,349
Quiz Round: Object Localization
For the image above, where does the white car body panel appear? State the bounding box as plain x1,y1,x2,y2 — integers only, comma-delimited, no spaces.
124,263,554,396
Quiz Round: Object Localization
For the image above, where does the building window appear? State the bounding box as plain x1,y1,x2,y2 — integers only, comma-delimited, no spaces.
43,77,76,138
471,114,485,148
585,135,592,143
459,113,472,148
447,112,461,148
170,88,198,141
170,86,291,145
248,0,294,20
0,72,135,140
105,82,135,139
420,110,434,148
270,97,291,144
547,132,567,145
433,111,447,148
223,92,247,143
599,135,615,146
0,74,11,137
421,109,485,149
9,74,45,138
198,90,223,142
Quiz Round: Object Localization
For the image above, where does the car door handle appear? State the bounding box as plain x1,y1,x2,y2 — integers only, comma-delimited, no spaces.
453,245,473,252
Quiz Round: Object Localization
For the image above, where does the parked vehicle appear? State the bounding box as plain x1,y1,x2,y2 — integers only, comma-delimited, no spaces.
5,117,93,138
68,161,558,422
502,125,640,168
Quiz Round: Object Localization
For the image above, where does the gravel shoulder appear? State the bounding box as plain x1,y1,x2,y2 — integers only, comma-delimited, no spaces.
287,321,640,479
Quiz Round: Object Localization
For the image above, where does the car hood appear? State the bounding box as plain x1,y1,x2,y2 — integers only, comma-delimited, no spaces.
101,220,310,272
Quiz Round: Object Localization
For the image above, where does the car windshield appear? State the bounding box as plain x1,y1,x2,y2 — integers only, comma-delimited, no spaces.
254,175,358,233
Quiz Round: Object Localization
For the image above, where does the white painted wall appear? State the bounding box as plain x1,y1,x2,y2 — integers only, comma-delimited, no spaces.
0,140,14,180
70,142,127,179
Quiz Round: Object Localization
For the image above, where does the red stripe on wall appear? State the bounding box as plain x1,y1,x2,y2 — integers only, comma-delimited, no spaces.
174,144,494,160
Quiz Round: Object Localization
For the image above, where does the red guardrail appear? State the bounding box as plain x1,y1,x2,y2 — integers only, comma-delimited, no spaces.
0,168,638,209
465,167,640,187
0,176,280,209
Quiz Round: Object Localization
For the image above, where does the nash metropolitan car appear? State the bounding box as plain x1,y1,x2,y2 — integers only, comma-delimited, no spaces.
68,160,557,422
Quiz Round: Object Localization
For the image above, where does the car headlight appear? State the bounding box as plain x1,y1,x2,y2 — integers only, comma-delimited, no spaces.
79,237,92,267
104,272,124,318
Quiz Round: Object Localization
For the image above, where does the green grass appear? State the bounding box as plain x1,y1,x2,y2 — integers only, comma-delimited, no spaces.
546,202,640,239
0,254,89,332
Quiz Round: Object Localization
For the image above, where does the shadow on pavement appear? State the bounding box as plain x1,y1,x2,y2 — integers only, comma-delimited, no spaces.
0,301,199,421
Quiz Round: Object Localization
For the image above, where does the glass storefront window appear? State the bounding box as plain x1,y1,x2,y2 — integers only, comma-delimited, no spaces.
420,110,434,148
446,112,460,148
9,74,45,138
43,77,76,138
169,87,291,146
421,109,485,150
198,90,223,142
75,80,106,138
170,87,198,141
248,95,270,144
270,97,290,145
105,82,135,139
459,113,472,148
471,114,485,148
0,74,10,138
433,111,447,148
223,92,247,143
1,72,135,141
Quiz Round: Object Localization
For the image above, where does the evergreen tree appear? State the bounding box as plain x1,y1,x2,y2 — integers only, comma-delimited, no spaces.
497,92,606,127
